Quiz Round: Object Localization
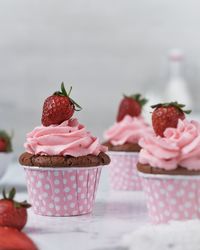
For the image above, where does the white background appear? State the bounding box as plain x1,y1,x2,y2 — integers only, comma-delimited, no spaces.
0,0,200,152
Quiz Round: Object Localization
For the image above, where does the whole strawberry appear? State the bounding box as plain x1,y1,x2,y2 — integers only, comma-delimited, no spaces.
0,227,38,250
0,131,12,152
151,102,191,137
42,82,82,126
117,94,148,122
0,188,31,230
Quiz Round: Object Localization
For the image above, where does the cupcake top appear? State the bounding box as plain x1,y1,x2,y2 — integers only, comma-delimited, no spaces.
25,118,107,157
104,115,152,146
19,83,110,168
104,93,152,151
139,119,200,171
138,102,200,173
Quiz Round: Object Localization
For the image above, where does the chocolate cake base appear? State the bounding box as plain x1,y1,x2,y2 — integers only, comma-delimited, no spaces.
19,152,110,168
103,141,141,152
137,163,200,176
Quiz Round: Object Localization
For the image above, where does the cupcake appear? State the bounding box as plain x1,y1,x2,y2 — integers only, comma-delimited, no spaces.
137,102,200,224
104,94,152,191
19,83,110,216
0,130,13,179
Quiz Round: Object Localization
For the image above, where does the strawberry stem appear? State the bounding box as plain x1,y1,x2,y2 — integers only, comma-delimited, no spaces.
61,82,68,96
68,86,72,97
151,101,192,114
14,200,31,209
2,189,7,199
124,93,148,107
70,98,82,111
8,188,16,200
54,83,82,111
2,187,16,200
1,187,31,209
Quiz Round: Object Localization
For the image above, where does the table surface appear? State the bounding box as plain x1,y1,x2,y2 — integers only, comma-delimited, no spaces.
1,162,148,250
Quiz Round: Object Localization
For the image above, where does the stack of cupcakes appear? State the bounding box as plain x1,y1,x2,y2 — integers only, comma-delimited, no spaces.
137,102,200,223
19,83,110,216
104,94,152,191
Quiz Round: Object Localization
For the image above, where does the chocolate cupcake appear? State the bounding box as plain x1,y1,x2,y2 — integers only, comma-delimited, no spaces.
19,151,109,168
104,94,152,191
137,102,200,224
19,83,110,217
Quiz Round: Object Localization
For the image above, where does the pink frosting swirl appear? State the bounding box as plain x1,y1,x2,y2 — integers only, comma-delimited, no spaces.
104,115,153,145
25,118,107,157
139,119,200,170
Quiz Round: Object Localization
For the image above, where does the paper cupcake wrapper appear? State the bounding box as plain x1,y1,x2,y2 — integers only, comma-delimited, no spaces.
108,152,142,191
24,166,102,216
139,172,200,224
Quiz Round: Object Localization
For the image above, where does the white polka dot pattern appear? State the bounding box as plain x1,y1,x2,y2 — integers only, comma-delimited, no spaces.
141,176,200,224
24,167,102,216
108,152,142,191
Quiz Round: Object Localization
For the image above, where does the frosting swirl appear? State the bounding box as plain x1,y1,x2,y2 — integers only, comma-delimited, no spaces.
104,115,153,146
139,119,200,170
25,118,107,157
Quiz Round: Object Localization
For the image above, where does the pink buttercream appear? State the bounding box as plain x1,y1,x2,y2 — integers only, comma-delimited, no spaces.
104,115,153,146
25,118,107,157
139,119,200,170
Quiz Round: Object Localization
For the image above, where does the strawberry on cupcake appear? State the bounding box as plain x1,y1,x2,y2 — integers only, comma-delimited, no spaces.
137,102,200,224
151,102,190,137
19,83,110,217
41,83,81,126
104,93,152,191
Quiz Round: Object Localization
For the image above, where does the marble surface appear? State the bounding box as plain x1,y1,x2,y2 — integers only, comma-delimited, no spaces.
1,163,148,250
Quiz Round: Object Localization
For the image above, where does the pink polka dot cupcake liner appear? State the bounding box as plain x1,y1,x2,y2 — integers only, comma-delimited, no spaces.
140,172,200,224
108,152,142,191
23,166,102,216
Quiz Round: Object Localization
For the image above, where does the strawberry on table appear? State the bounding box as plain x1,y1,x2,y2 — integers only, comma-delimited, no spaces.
42,82,82,126
117,93,148,122
0,131,12,152
151,102,191,137
0,227,38,250
0,188,31,230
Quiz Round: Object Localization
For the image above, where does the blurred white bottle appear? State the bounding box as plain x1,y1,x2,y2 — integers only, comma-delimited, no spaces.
164,49,193,109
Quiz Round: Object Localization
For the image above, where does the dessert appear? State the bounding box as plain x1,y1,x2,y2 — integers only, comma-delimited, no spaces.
0,130,13,179
104,94,152,190
137,102,200,223
19,83,110,216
